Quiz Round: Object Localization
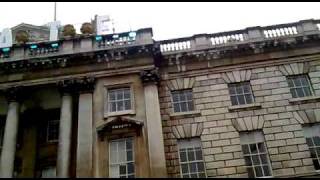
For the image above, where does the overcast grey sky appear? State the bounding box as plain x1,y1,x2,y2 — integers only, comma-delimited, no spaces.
0,2,320,40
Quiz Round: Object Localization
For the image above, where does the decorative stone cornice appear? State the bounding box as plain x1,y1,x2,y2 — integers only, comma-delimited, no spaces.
221,69,252,83
171,123,203,139
293,109,320,124
74,76,96,94
140,68,160,84
4,86,24,102
231,115,265,132
278,62,310,76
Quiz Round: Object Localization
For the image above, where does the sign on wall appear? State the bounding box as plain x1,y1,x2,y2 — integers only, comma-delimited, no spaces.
48,21,61,41
96,15,113,35
0,28,13,48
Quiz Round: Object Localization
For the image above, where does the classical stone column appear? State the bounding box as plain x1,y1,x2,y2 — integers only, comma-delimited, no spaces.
0,87,22,178
75,77,95,178
56,80,75,178
140,69,167,177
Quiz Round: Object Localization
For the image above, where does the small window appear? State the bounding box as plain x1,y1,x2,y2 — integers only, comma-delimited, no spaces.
41,166,56,178
240,131,272,178
108,88,132,113
302,124,320,170
109,138,135,178
171,89,194,113
46,119,59,142
228,82,254,106
177,138,206,178
287,74,313,98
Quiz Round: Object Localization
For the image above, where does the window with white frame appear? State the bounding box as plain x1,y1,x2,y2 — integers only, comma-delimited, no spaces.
302,124,320,170
228,82,254,106
109,138,135,178
240,131,272,178
171,89,194,113
41,166,56,178
108,88,132,113
287,74,313,98
46,119,59,142
177,138,206,178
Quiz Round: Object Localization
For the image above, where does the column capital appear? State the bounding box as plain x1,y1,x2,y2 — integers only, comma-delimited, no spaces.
140,68,160,85
4,86,24,103
57,79,77,96
75,76,96,94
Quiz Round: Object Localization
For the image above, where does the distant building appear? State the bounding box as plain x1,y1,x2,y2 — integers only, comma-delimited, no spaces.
11,23,50,43
0,19,320,178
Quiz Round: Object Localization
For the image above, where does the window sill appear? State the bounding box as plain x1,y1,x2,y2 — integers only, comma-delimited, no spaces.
104,110,135,118
228,103,261,112
289,96,320,104
170,110,201,118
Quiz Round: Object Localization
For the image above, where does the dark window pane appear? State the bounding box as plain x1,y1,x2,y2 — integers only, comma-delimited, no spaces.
244,156,252,166
294,78,302,86
306,138,313,146
197,162,205,171
174,103,180,112
260,154,268,164
180,93,186,101
117,101,124,111
186,91,193,100
287,79,294,87
188,102,194,111
255,166,263,177
314,137,320,146
124,100,131,110
189,163,197,173
257,143,266,153
181,164,188,174
242,145,250,154
180,102,188,112
250,144,258,154
187,149,195,161
301,77,309,86
195,149,203,160
109,92,116,100
310,148,317,158
126,140,132,150
230,96,238,105
127,151,133,161
183,174,190,178
238,95,245,105
303,87,312,96
296,88,304,97
120,165,126,174
252,155,260,165
190,173,197,178
172,93,179,102
116,91,123,99
110,102,117,112
236,85,243,94
229,86,236,95
247,167,255,178
290,89,297,98
313,159,320,170
199,173,206,178
127,163,134,174
243,84,251,93
245,94,253,104
180,151,187,162
262,165,271,176
124,90,130,99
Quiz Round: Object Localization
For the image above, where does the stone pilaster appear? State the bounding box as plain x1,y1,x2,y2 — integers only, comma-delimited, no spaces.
0,87,23,178
140,69,167,177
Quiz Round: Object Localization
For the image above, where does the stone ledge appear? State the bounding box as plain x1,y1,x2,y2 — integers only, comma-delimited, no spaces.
228,103,261,112
289,96,320,105
170,110,201,118
104,110,136,118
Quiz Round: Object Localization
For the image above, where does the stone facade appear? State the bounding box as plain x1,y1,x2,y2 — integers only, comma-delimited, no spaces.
0,19,320,178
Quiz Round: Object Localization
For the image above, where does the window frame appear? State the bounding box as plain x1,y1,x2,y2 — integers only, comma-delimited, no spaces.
108,137,135,178
177,138,207,178
287,74,314,98
171,89,195,113
240,131,273,178
46,119,59,143
302,124,320,171
104,83,135,117
228,81,255,106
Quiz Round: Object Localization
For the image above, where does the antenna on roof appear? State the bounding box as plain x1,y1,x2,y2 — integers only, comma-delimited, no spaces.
54,2,57,21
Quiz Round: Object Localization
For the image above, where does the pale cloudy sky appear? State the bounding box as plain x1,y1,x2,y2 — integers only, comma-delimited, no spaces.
0,2,320,40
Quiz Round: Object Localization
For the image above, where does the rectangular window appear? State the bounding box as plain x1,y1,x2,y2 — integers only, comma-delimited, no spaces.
302,125,320,170
109,138,135,178
177,138,206,178
228,82,254,106
171,89,194,113
108,88,132,113
287,74,313,98
46,119,59,142
41,166,56,178
240,131,272,178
